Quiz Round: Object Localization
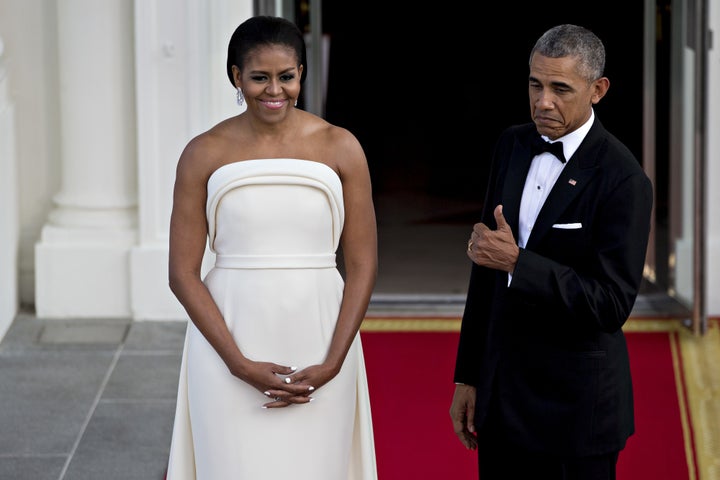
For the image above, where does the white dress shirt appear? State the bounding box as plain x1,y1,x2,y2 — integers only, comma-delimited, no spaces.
508,110,595,285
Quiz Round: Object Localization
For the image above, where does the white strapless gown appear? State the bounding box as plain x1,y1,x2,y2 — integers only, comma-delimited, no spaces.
166,159,377,479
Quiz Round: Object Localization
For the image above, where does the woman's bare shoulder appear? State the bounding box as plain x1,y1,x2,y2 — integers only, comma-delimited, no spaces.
300,114,363,159
176,118,239,179
320,122,366,171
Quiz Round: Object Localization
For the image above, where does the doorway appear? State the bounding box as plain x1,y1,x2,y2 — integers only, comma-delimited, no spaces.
278,0,692,318
317,3,647,295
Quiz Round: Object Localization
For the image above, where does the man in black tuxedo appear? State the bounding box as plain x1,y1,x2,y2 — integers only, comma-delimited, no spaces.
449,24,653,479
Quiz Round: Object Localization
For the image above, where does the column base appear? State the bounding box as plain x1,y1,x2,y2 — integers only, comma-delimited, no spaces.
35,225,136,319
130,245,184,320
130,244,215,321
674,237,692,305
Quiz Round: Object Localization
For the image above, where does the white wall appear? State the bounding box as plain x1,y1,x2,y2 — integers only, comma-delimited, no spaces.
0,1,61,308
0,36,18,339
706,0,720,315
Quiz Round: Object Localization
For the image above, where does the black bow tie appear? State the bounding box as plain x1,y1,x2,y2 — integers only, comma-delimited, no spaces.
530,136,566,163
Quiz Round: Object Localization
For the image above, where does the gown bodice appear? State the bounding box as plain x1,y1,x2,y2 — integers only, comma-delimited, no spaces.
206,159,344,268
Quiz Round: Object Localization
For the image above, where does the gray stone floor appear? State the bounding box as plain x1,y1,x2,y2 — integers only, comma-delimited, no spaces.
0,312,184,480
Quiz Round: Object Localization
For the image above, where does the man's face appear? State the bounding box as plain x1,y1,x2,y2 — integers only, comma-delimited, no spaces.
528,53,607,140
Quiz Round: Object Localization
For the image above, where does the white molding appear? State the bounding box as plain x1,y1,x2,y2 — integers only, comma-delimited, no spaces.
705,0,720,314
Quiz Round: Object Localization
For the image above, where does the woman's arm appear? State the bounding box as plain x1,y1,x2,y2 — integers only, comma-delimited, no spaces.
168,136,306,405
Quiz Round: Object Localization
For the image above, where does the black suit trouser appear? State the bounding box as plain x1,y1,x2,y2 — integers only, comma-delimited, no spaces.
476,393,619,480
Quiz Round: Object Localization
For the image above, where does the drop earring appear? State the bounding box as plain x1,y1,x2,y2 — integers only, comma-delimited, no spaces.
236,88,244,106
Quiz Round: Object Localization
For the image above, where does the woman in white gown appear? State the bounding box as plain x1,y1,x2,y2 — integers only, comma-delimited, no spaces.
165,16,378,479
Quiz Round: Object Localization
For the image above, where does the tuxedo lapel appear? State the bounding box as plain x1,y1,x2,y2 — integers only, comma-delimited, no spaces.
524,122,605,250
501,134,535,235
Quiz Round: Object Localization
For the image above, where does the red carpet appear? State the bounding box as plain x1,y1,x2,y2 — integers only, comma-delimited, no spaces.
360,327,694,479
619,330,696,479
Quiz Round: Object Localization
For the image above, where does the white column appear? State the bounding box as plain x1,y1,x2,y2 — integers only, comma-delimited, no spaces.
35,0,137,318
0,36,19,338
130,0,251,320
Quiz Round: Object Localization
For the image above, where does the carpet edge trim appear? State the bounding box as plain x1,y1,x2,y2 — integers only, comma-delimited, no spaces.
671,329,699,480
361,317,685,333
679,318,720,480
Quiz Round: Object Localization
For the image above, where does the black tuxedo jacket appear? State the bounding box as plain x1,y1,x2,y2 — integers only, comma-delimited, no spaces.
454,118,653,456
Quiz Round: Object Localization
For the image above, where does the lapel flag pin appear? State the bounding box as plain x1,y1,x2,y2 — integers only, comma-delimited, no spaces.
568,179,577,186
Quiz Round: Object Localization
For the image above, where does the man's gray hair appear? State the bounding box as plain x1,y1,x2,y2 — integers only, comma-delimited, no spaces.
530,24,605,82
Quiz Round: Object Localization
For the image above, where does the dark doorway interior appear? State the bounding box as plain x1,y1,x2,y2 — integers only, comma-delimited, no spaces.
310,2,650,297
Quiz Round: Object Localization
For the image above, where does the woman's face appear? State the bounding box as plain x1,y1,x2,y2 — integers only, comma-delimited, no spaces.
233,44,303,123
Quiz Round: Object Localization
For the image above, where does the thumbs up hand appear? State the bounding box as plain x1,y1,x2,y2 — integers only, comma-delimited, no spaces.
466,205,519,273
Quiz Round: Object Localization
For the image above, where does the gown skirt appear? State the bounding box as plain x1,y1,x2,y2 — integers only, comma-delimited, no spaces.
166,159,377,479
